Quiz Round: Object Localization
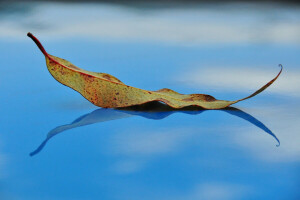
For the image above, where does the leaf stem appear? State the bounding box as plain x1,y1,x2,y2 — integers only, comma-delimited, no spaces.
27,32,48,56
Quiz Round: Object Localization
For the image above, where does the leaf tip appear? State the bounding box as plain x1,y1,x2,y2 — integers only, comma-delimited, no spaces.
276,143,280,147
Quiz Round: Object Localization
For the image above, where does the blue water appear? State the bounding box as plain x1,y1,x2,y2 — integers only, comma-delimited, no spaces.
0,2,300,200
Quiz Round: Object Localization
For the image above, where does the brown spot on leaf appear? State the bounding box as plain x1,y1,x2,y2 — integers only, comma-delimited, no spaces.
182,94,216,102
204,95,216,102
156,88,180,94
103,74,111,81
81,73,94,83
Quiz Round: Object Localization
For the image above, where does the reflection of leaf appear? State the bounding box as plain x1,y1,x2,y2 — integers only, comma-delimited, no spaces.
30,102,279,157
222,107,280,147
28,33,282,109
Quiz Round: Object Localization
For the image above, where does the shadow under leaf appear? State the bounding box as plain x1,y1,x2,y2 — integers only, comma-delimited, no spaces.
30,102,280,156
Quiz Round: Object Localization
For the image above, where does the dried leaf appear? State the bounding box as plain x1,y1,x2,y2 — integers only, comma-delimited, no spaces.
27,33,282,109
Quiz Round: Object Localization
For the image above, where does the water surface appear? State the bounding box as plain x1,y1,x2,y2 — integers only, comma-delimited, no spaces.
0,2,299,200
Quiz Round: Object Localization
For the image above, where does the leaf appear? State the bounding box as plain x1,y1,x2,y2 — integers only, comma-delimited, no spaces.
30,103,279,156
27,33,282,109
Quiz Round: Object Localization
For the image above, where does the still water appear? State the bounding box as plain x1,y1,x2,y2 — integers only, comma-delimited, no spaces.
0,2,299,200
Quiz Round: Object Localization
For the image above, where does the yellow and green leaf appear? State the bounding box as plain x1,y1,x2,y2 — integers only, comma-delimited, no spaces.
27,33,282,109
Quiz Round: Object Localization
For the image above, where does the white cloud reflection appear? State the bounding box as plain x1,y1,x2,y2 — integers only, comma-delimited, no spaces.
177,66,300,97
0,2,300,45
109,128,194,174
111,128,193,156
183,183,251,200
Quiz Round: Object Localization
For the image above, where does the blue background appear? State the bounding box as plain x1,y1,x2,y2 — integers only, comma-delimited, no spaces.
0,2,299,200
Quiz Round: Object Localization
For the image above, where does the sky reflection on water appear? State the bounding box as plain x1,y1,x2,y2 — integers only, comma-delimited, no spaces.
0,1,300,200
